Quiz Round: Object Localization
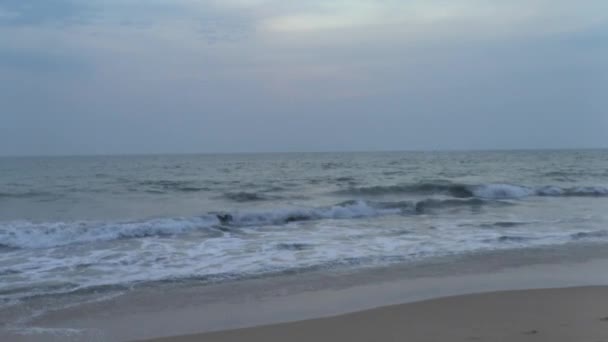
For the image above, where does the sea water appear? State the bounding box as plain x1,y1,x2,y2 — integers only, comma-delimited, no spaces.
1,150,608,305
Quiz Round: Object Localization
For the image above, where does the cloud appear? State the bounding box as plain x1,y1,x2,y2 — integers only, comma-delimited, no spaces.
90,1,259,43
0,0,606,155
0,0,91,26
257,0,608,42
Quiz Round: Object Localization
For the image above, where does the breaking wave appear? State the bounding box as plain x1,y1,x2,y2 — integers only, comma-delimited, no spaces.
222,192,275,202
413,198,497,213
2,187,606,250
215,200,402,226
0,201,390,249
339,182,608,199
276,243,314,251
570,230,608,240
338,182,473,198
482,221,532,228
0,198,501,250
0,217,219,249
536,186,608,197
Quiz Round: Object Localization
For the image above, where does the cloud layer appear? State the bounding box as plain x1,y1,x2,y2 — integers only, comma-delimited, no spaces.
1,0,607,155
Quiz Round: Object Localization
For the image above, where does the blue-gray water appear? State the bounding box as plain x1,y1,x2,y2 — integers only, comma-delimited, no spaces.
1,150,608,304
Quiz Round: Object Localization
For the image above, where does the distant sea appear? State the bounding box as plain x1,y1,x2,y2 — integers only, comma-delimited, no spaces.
1,150,608,305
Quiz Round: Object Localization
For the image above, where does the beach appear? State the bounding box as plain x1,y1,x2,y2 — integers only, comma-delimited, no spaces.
3,0,606,337
2,151,608,341
146,286,608,342
3,244,608,341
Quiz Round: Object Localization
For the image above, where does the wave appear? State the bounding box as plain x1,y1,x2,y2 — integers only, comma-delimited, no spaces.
222,192,275,202
537,186,608,197
570,230,608,240
221,198,504,226
0,198,504,250
215,200,402,226
0,190,56,199
0,269,21,276
495,235,533,243
470,184,534,199
413,198,495,213
474,184,608,198
339,182,608,199
1,194,601,250
543,170,608,180
0,217,219,249
135,180,208,193
338,182,473,198
484,231,608,244
276,243,314,251
335,176,357,182
483,221,531,228
0,201,394,249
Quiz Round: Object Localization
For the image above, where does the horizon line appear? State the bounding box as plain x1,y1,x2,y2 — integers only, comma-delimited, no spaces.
1,146,607,158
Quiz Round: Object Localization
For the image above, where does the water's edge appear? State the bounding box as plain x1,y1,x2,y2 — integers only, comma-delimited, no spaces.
3,242,608,341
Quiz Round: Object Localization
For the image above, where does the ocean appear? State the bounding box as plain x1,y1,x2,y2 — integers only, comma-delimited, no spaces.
1,150,608,308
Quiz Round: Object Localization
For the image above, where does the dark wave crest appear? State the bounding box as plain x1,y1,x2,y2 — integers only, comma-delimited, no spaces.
339,181,608,199
2,194,605,250
337,182,473,198
222,192,275,202
0,190,56,199
276,243,314,251
136,180,208,193
570,230,608,240
0,198,493,250
414,198,493,213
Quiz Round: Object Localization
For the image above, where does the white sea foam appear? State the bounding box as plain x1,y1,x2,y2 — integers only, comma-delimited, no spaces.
0,216,219,249
1,189,607,250
0,201,402,249
565,186,608,196
3,151,608,325
1,216,607,304
2,186,608,304
228,200,401,226
471,184,608,199
342,182,608,199
472,184,534,199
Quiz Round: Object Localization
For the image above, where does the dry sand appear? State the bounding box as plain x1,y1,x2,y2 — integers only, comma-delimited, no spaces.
145,286,608,342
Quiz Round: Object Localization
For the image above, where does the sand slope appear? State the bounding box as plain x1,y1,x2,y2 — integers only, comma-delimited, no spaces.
145,287,608,342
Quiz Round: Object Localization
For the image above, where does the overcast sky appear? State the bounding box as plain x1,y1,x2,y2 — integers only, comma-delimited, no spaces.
1,0,607,155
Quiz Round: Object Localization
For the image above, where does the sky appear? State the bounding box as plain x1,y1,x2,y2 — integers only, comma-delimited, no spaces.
0,0,607,155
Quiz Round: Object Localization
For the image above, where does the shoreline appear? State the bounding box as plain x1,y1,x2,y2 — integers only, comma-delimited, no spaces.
3,243,608,341
144,286,608,342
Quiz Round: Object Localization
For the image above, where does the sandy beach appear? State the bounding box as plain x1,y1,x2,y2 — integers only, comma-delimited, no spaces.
3,0,608,338
146,286,608,342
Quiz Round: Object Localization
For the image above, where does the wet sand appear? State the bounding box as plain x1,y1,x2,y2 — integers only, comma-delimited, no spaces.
5,245,608,341
146,286,608,342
